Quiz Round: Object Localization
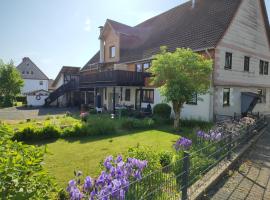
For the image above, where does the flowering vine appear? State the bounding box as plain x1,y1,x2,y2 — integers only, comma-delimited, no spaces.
67,155,147,200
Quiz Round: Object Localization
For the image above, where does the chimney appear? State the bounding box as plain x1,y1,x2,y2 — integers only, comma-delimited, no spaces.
99,26,104,63
22,57,29,62
192,0,196,8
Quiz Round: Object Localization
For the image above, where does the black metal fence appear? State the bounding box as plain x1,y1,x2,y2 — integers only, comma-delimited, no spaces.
99,116,267,200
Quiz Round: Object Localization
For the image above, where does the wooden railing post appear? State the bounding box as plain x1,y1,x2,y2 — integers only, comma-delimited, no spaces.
182,151,190,200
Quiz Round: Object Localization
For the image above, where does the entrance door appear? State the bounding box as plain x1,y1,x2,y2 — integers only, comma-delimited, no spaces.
108,93,119,111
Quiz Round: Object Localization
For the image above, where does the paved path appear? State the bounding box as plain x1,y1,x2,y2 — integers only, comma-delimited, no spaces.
206,126,270,200
0,106,79,121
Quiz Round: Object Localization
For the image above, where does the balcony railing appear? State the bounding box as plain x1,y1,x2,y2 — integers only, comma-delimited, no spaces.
80,70,149,88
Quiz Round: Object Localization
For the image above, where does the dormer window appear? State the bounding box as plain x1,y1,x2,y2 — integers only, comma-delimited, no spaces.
109,46,116,58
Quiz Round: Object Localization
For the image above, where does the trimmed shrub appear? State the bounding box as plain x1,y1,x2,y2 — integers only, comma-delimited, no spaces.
121,118,155,130
153,103,171,119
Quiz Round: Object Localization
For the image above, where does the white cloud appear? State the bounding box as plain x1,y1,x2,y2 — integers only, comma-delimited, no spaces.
84,17,91,32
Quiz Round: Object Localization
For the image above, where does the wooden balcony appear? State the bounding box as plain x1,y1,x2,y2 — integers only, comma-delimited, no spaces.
79,70,149,88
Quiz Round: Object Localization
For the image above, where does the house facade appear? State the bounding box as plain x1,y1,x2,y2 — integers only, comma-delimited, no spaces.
16,57,49,106
48,0,270,121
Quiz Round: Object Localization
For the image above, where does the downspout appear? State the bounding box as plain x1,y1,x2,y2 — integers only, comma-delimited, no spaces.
205,48,214,121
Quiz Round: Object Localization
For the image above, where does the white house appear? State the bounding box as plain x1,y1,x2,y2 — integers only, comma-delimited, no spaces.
17,57,49,106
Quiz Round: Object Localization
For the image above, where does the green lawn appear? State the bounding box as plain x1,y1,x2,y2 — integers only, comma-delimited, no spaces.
43,129,182,188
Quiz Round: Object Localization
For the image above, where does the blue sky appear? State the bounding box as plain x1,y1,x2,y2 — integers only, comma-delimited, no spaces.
0,0,270,79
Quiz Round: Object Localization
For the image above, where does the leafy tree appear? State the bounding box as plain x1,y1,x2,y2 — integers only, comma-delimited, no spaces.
149,47,213,129
0,60,24,107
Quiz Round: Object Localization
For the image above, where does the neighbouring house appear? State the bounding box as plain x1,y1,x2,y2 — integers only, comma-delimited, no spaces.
45,66,80,107
17,57,49,106
47,0,270,121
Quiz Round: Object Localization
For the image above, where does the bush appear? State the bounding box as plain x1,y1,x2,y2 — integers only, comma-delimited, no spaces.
0,125,58,199
89,109,97,115
159,151,173,168
121,118,155,130
13,125,60,141
153,103,171,119
80,118,117,137
125,146,162,174
13,126,36,141
40,125,60,139
181,119,213,130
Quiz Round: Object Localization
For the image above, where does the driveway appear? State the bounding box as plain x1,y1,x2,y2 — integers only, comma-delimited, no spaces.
206,124,270,200
0,106,79,121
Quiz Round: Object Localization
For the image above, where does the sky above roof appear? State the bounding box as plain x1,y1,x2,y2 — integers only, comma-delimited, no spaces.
0,0,270,79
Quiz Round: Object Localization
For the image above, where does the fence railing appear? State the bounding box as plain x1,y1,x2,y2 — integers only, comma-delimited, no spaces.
98,116,267,200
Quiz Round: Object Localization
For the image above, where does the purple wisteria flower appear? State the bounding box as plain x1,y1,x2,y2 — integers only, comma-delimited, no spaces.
67,155,147,200
197,129,223,142
67,180,84,200
174,137,192,151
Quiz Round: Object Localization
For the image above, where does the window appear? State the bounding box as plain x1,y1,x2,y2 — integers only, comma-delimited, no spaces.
109,46,116,58
186,93,198,105
136,62,151,72
136,64,143,72
257,89,266,103
143,63,150,71
244,56,250,72
125,89,131,101
259,60,269,75
225,52,232,69
39,81,43,85
104,88,107,100
264,62,269,75
22,71,25,74
223,88,230,106
31,71,34,75
26,71,29,74
142,89,154,103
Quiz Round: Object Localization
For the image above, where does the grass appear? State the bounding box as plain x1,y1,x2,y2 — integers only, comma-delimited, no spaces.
4,114,202,188
42,129,187,188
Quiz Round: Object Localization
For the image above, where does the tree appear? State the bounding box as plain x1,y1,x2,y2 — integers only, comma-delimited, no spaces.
0,60,24,107
149,47,213,130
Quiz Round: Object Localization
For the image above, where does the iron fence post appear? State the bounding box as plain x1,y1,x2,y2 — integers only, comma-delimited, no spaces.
227,132,232,160
182,151,190,200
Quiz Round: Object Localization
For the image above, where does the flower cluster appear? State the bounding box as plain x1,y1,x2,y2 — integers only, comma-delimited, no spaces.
174,137,192,151
67,155,147,200
197,130,222,141
240,117,255,126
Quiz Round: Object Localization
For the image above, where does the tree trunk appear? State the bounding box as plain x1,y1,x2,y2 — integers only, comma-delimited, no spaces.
172,101,182,130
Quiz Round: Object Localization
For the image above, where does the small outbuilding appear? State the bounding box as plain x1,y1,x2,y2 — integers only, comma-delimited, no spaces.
25,89,50,107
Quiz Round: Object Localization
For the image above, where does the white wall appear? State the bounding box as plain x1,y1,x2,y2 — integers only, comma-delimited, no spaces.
214,86,270,116
22,79,48,94
153,89,212,121
103,86,213,121
26,91,49,106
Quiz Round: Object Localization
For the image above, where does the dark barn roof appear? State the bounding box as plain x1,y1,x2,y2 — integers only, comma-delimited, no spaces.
83,0,270,70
